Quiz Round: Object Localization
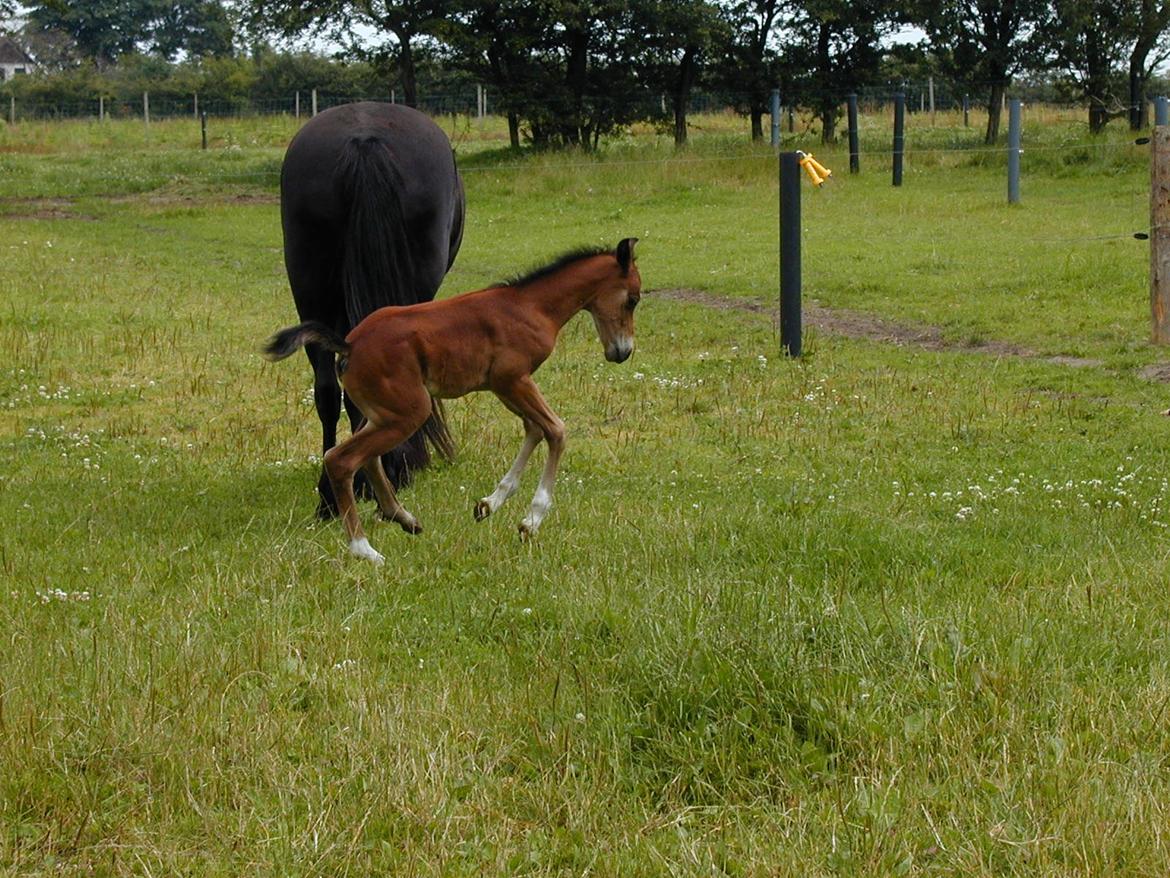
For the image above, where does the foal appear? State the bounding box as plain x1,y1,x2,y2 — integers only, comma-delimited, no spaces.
264,238,641,565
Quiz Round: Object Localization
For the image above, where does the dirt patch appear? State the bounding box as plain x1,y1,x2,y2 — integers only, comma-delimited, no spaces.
653,287,1104,370
114,192,280,207
0,197,100,221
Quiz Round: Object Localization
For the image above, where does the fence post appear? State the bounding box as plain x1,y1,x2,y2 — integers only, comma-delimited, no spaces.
770,88,781,149
963,94,969,127
847,93,859,173
929,76,935,126
8,95,13,125
311,88,318,116
193,91,198,120
780,151,802,358
99,95,104,123
1156,96,1169,127
1151,127,1170,343
892,92,905,186
143,91,150,128
201,111,207,150
1008,99,1022,204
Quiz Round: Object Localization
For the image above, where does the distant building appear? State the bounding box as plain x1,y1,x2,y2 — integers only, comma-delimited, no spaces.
0,36,34,81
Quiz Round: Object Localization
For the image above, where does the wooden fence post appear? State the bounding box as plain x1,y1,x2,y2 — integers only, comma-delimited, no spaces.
311,89,318,116
143,91,150,128
1151,126,1170,343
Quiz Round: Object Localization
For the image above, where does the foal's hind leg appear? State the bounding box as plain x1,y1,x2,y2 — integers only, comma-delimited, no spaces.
324,415,428,564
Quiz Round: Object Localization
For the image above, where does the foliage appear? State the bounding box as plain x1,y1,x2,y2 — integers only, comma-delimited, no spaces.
23,0,234,68
921,0,1049,142
783,0,900,142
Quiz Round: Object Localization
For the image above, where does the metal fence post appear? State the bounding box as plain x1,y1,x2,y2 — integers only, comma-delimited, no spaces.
892,92,905,186
770,88,781,149
847,93,859,173
1156,96,1169,127
1008,99,1022,204
780,151,802,358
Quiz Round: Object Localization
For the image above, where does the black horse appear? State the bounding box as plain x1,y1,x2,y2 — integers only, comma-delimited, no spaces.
280,102,465,517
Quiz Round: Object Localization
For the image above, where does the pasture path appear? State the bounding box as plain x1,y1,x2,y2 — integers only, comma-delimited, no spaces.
654,287,1126,374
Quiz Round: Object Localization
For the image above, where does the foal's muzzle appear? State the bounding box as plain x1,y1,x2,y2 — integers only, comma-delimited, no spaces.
605,341,634,363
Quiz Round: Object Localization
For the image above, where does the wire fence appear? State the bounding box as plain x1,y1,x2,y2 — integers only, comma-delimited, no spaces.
0,82,1151,124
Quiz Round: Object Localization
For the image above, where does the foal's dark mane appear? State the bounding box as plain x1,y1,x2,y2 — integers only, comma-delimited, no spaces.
502,246,610,289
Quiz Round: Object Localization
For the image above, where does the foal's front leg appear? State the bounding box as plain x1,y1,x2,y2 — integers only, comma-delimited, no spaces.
475,418,542,522
491,377,566,538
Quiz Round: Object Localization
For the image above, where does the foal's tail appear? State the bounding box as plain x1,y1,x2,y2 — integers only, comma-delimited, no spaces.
261,321,455,467
262,321,349,361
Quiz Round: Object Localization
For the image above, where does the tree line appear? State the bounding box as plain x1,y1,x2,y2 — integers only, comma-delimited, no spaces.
6,0,1170,146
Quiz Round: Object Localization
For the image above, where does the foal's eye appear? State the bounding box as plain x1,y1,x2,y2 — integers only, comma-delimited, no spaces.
626,296,640,312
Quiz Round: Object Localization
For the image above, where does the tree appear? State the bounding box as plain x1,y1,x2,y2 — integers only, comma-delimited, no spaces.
437,1,548,147
1042,0,1130,133
785,0,895,143
922,0,1047,143
1124,0,1170,129
713,0,784,141
26,0,234,67
244,0,454,106
441,0,645,150
640,0,727,147
27,0,159,68
153,1,234,59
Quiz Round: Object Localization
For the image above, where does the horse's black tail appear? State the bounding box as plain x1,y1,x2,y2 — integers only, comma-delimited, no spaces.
334,134,454,482
337,135,417,327
263,321,350,361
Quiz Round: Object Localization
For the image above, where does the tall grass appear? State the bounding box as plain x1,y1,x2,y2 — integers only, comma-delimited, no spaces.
1,111,1169,875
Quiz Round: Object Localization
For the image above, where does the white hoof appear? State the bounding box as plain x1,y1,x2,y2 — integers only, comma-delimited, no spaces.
349,537,385,566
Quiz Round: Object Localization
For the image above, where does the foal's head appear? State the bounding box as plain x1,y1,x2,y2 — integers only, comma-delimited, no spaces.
588,237,641,363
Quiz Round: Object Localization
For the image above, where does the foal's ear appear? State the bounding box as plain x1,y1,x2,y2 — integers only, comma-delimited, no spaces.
616,237,638,275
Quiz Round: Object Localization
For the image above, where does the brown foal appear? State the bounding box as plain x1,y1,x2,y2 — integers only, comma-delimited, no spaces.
264,238,641,564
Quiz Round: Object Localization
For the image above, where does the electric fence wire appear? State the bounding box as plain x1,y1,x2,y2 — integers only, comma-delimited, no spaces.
0,133,1158,248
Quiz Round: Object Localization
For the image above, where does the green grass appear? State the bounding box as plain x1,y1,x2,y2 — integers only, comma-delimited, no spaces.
2,112,1170,875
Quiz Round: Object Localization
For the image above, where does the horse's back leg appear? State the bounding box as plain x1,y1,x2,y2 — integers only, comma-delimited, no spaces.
306,343,343,518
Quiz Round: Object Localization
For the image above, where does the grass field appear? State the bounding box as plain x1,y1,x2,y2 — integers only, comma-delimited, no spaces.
2,110,1170,875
